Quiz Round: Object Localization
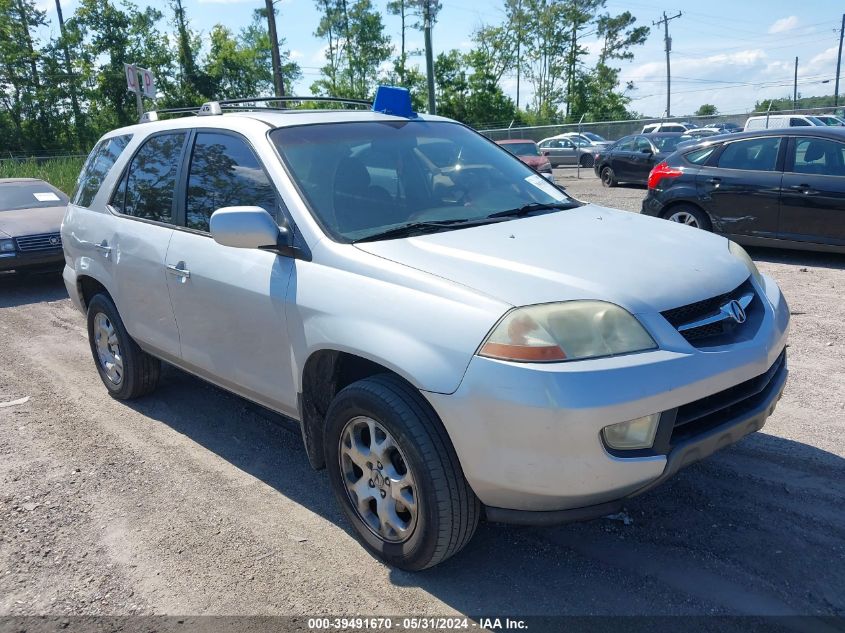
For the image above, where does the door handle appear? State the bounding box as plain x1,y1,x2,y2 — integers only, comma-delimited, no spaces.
166,263,191,279
788,184,816,194
707,177,721,184
94,242,112,258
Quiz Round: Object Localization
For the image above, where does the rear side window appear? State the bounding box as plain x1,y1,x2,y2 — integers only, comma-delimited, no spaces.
717,137,781,171
684,147,715,165
112,132,186,223
72,135,132,207
185,132,278,232
790,137,845,176
790,118,812,127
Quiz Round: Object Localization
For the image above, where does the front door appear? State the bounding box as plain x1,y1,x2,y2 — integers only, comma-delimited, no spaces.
696,135,784,238
779,136,845,246
164,131,298,415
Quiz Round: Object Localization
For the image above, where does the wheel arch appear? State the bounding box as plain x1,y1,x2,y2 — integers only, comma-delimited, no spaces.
77,275,113,311
298,349,427,470
660,199,714,230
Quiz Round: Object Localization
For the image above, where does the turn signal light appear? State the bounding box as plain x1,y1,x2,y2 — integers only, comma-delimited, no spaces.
647,161,683,190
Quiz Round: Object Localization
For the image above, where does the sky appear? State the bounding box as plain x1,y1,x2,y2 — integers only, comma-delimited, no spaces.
36,0,845,122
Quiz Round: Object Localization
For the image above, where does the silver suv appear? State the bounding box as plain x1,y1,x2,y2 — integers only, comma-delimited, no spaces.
62,88,790,570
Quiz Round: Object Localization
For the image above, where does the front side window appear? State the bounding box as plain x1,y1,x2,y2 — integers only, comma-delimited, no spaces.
636,137,653,152
717,137,782,171
114,132,186,223
615,136,636,151
790,137,845,176
73,135,132,207
270,121,578,242
185,133,278,232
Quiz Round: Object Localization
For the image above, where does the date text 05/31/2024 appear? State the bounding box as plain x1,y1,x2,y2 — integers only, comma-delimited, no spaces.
306,617,529,630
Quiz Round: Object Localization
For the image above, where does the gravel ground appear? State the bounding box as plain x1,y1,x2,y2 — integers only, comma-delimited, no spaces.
1,179,844,622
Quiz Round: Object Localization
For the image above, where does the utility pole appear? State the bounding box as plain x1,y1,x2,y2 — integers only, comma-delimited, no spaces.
265,0,285,96
423,0,436,114
515,0,522,109
653,11,682,118
794,56,799,110
55,0,83,143
835,13,844,107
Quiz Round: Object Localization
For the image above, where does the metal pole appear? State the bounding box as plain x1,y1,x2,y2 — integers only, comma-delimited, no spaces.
423,0,436,114
134,82,144,120
515,0,522,109
265,0,285,96
576,113,585,179
835,14,844,107
653,11,681,118
793,56,798,111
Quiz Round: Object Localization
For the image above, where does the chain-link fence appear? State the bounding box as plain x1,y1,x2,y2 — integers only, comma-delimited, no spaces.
478,106,845,143
0,150,87,164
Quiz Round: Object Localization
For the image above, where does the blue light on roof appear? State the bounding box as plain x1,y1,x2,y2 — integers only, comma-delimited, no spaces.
372,85,416,118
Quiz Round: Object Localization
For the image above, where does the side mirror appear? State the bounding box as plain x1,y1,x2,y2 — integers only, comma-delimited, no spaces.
641,148,653,154
541,150,550,156
210,206,287,251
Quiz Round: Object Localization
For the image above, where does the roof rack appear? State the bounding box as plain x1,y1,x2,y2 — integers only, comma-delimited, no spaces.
139,95,373,123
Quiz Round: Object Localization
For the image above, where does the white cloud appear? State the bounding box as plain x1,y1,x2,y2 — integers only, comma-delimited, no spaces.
768,16,799,34
289,49,304,60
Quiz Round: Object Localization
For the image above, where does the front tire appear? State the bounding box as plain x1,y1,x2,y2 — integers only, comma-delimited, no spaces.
86,293,160,400
600,165,617,187
324,374,480,570
580,154,594,168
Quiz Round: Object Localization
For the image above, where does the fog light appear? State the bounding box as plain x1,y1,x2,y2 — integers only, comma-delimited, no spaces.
602,413,660,450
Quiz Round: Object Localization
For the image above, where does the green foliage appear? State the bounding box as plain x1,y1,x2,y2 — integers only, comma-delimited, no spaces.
695,104,718,116
0,157,85,195
755,94,839,112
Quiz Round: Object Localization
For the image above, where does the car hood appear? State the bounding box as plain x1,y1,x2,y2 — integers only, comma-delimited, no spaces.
355,205,750,313
0,205,66,238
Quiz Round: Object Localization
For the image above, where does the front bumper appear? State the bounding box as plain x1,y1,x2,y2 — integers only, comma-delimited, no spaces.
424,274,790,516
0,249,64,272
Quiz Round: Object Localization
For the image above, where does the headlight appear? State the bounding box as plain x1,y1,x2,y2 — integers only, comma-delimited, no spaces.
0,239,16,254
478,301,657,363
728,241,763,287
602,413,661,450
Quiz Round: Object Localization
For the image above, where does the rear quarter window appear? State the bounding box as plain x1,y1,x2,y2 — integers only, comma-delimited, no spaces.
684,147,715,165
72,135,132,208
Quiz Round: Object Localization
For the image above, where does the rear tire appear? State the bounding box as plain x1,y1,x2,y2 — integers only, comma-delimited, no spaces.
663,204,711,231
600,165,617,187
324,374,480,570
86,293,160,400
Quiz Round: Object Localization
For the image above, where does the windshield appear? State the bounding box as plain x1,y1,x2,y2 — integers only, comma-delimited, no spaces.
653,136,681,151
583,132,605,142
500,142,539,156
271,121,577,242
0,181,68,212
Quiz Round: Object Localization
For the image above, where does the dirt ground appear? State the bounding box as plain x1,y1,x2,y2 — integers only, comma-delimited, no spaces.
1,176,844,622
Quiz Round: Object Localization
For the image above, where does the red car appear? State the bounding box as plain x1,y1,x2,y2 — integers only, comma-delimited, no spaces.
496,139,554,179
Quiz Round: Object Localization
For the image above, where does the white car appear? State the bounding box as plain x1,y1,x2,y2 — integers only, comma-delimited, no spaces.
641,122,695,134
61,87,790,570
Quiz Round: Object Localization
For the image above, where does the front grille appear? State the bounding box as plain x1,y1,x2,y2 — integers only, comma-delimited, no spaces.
661,277,758,345
671,349,786,444
15,233,62,252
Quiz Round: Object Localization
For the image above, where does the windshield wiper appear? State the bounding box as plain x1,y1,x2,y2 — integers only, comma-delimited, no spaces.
486,202,577,219
354,217,503,243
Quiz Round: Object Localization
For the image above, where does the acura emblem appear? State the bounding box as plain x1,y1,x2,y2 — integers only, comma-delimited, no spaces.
721,299,747,324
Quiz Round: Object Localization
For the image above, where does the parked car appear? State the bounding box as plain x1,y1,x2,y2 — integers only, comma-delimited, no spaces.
557,132,612,148
594,133,683,186
0,178,68,274
744,114,825,131
642,127,845,253
676,129,728,150
641,122,694,134
705,121,743,133
814,114,845,126
62,87,790,571
496,139,553,178
538,136,598,167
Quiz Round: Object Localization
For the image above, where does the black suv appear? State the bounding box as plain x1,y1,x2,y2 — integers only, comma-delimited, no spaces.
642,127,845,253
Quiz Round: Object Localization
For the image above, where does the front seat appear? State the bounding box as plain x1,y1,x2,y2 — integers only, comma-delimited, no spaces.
333,157,394,234
800,141,827,174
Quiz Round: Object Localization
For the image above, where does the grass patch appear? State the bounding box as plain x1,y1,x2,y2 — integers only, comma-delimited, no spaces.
0,156,85,197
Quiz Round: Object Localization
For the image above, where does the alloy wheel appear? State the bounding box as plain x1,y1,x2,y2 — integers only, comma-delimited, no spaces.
93,312,123,385
668,210,700,227
338,416,418,543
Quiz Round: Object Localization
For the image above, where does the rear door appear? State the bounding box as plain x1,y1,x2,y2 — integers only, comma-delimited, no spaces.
696,135,784,238
779,135,845,246
164,130,298,415
609,136,636,179
108,131,188,357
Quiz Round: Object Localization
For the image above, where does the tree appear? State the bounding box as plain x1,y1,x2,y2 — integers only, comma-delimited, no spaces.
695,104,718,116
